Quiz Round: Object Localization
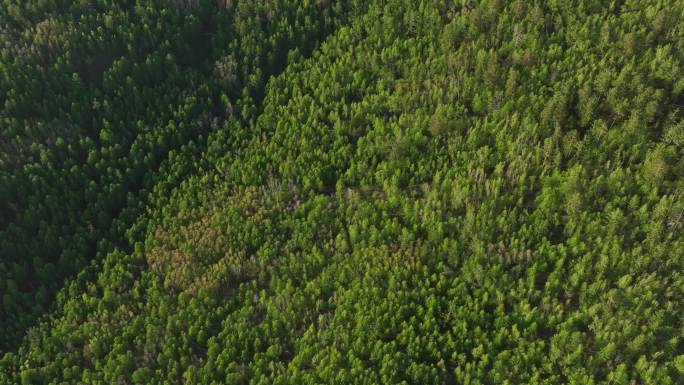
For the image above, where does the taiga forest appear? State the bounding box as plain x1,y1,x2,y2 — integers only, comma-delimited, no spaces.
0,0,683,384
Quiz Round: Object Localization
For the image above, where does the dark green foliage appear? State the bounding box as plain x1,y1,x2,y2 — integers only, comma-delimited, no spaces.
0,0,356,349
1,0,683,384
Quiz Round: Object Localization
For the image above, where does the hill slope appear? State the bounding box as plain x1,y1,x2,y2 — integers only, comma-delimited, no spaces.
1,0,684,384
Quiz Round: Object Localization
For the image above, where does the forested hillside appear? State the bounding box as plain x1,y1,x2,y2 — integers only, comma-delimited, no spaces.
1,0,683,384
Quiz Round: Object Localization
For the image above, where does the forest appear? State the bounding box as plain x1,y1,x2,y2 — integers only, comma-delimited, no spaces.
0,0,683,384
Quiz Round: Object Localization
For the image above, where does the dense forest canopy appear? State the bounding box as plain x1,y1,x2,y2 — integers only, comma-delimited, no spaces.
1,0,683,384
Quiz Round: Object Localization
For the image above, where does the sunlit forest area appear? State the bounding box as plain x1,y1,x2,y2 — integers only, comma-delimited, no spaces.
1,0,683,384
